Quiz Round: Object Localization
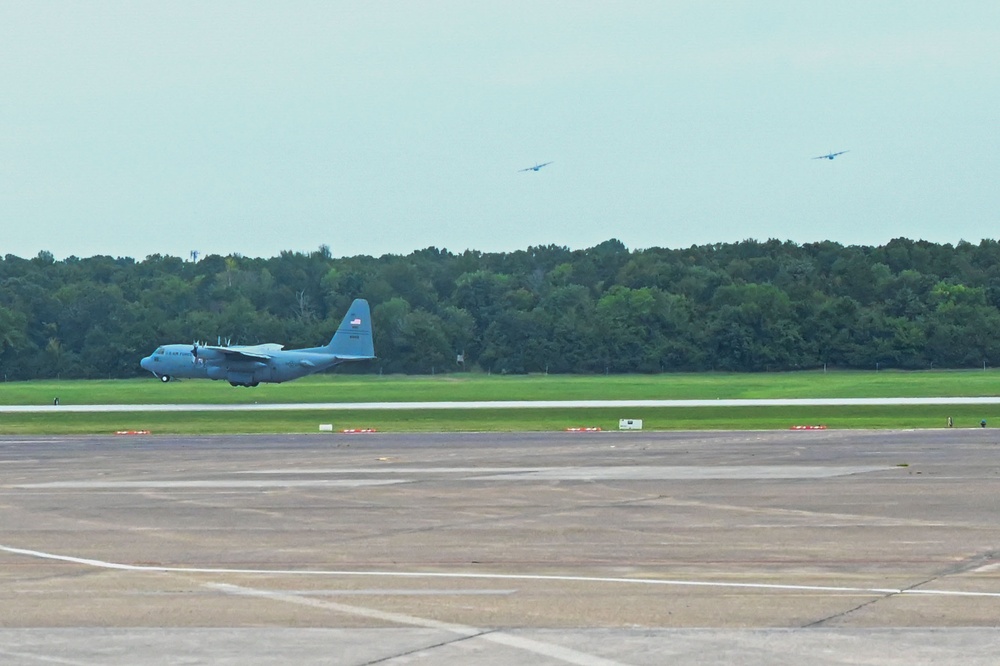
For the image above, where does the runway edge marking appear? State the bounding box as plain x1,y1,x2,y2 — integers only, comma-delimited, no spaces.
3,544,1000,599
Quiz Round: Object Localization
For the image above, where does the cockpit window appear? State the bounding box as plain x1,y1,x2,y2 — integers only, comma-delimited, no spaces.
155,347,165,354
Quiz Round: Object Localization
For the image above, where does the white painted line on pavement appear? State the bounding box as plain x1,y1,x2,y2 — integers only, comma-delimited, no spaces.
4,396,1000,413
3,543,999,599
207,582,627,666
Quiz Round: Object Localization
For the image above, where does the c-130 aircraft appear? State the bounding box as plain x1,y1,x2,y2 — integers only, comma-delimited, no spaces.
140,298,375,387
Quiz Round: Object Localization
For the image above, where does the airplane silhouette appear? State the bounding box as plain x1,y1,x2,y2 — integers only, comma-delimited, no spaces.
519,161,553,172
812,150,848,160
140,299,375,387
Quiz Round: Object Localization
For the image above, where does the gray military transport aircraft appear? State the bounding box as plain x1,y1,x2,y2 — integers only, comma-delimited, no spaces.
519,161,553,172
140,298,375,387
812,150,848,160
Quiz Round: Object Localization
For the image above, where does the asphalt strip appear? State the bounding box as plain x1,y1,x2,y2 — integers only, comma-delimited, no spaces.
3,397,1000,413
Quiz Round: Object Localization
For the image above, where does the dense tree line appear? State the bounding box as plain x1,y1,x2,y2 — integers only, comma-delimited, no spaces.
3,237,1000,380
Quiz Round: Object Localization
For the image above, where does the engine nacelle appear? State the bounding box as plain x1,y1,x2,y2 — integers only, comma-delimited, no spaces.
192,346,225,362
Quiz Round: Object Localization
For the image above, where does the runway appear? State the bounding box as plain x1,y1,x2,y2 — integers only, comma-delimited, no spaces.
3,395,1000,412
2,429,1000,664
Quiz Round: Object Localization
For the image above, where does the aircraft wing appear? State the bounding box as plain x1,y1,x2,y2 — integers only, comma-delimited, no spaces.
201,346,272,362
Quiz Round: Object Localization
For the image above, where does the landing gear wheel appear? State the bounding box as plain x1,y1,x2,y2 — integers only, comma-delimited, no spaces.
160,375,171,383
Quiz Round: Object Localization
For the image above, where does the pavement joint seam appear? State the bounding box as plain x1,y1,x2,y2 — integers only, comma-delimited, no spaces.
357,629,497,665
801,549,1000,628
800,593,892,628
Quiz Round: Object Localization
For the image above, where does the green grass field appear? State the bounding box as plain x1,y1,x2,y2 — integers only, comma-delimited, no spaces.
4,369,1000,405
0,370,997,434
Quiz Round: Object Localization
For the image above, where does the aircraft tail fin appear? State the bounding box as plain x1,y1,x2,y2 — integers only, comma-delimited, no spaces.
324,298,375,359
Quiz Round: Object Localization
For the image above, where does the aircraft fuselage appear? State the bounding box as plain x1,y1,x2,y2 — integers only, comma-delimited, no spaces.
140,345,346,386
139,298,375,387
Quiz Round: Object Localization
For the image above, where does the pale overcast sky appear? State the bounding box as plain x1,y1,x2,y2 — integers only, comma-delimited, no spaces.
2,2,999,260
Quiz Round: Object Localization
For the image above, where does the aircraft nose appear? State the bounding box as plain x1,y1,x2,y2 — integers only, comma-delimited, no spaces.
140,356,152,371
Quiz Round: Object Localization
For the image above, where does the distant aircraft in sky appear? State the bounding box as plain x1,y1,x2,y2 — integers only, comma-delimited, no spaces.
812,150,849,160
140,299,375,387
519,161,553,172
